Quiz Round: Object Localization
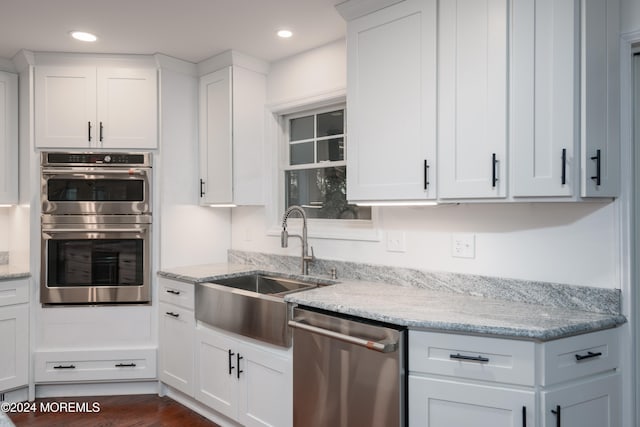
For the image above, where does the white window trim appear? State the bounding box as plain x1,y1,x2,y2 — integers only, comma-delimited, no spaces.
264,89,382,242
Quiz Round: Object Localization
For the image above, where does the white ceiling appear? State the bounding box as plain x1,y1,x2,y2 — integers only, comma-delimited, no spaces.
0,0,346,64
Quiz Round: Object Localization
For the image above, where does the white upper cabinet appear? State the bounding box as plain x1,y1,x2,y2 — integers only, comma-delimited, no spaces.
511,0,576,197
0,71,18,205
438,0,508,199
35,65,157,149
512,0,620,199
580,0,620,197
199,65,265,206
345,0,437,202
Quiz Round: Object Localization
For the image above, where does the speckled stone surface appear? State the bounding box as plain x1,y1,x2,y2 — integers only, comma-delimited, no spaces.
0,252,8,265
284,281,626,341
158,261,625,342
0,264,30,281
229,250,621,315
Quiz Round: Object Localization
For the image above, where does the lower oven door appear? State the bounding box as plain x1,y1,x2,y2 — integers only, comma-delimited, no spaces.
41,221,150,305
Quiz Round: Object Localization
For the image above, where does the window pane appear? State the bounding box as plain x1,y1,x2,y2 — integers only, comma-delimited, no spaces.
317,138,344,162
285,167,372,220
290,142,314,165
290,115,314,141
317,110,344,137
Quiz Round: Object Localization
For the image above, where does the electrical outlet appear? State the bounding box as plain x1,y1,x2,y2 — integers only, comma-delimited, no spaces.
452,233,475,259
386,231,406,253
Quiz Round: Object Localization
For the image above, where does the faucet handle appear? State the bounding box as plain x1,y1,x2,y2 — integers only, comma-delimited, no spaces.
306,245,315,261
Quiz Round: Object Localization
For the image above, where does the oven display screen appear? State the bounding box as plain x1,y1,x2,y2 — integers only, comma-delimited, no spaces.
46,239,144,287
47,179,144,202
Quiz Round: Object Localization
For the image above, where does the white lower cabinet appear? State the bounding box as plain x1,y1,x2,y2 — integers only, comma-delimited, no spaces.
410,376,535,427
34,348,156,382
409,329,620,427
542,373,620,427
159,303,195,396
195,324,292,427
0,278,29,393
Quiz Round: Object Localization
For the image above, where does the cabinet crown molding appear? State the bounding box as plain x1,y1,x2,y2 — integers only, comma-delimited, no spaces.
197,49,269,76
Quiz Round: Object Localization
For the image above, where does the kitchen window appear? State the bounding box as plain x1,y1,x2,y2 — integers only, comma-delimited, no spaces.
283,106,371,220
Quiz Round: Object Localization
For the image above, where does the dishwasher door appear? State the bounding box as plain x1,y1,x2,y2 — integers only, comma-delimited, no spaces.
289,307,406,427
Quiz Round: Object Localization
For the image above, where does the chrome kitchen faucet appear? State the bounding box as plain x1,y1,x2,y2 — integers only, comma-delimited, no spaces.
281,205,314,275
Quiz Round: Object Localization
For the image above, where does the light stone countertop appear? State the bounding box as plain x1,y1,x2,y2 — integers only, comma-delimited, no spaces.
0,265,30,281
158,263,626,342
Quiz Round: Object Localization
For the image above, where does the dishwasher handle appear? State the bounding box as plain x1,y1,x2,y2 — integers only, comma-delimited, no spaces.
288,319,398,353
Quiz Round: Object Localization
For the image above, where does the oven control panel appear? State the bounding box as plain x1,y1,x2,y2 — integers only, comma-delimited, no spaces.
42,152,151,167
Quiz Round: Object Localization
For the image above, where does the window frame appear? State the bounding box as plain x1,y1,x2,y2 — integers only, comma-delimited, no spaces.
265,93,381,242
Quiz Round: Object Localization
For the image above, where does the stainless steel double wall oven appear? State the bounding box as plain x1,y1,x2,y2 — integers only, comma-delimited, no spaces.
40,152,152,305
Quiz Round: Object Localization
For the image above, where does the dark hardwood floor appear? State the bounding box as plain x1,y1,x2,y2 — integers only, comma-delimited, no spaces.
8,394,220,427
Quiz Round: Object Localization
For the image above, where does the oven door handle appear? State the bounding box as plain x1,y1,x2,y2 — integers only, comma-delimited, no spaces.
288,320,398,353
42,169,148,177
43,228,146,234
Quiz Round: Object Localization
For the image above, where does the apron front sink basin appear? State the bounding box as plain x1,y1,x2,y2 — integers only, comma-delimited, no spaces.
195,273,329,347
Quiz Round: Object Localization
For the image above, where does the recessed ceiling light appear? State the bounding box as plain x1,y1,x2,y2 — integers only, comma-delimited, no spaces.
277,29,293,39
70,31,98,42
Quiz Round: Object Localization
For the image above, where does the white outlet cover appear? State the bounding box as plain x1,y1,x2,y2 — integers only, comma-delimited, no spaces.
452,233,475,259
386,231,406,253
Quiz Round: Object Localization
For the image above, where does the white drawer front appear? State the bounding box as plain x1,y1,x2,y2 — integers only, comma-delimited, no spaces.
541,328,619,386
409,330,535,386
158,277,194,309
34,348,157,383
0,278,29,307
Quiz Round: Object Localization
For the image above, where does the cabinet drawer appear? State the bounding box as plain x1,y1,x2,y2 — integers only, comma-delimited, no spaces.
158,277,194,309
34,348,156,383
541,328,619,386
0,278,29,307
409,330,535,386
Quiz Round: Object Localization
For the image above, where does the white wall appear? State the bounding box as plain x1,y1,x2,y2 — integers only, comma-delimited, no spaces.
267,39,346,107
0,210,8,252
158,63,230,268
622,0,640,34
230,39,620,289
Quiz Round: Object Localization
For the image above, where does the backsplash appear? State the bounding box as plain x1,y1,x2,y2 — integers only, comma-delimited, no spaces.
0,251,8,265
228,250,621,315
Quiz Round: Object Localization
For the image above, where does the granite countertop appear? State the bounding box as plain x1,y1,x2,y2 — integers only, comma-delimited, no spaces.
158,263,626,342
0,264,30,281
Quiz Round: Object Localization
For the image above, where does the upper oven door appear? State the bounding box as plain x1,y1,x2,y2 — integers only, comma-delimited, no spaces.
41,167,151,215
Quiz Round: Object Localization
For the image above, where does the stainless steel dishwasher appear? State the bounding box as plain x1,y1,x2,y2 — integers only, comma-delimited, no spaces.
289,306,406,427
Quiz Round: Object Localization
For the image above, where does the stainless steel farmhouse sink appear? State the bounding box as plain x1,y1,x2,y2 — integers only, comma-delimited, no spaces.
195,274,329,347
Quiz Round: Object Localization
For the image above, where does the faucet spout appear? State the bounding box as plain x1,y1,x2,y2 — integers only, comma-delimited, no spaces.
281,205,314,275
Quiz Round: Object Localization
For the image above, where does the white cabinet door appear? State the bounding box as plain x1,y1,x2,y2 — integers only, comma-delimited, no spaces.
0,71,18,204
195,324,292,427
542,373,620,427
158,303,195,397
198,66,265,206
35,66,97,148
97,67,157,149
409,375,535,427
511,0,576,197
345,0,437,202
195,325,238,419
35,65,157,149
438,0,508,199
238,341,292,427
0,304,29,392
580,0,620,197
199,67,233,205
